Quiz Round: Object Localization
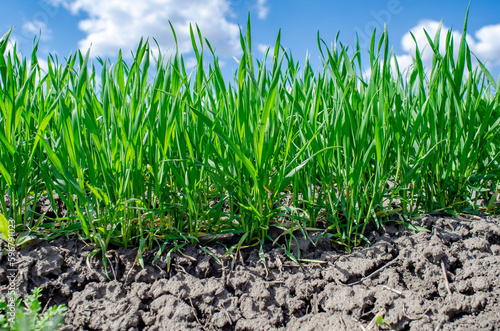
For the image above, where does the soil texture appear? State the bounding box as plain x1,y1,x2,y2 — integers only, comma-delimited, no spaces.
1,215,500,330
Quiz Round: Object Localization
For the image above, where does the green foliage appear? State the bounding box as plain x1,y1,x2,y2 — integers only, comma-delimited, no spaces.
376,315,391,328
0,288,67,331
0,11,498,261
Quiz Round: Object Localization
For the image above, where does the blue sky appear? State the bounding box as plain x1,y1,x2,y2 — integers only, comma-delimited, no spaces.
2,0,500,80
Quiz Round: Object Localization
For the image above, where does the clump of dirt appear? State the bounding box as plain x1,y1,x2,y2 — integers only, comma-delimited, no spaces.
1,215,499,330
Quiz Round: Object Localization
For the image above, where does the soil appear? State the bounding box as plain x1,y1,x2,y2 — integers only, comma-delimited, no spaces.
1,215,500,330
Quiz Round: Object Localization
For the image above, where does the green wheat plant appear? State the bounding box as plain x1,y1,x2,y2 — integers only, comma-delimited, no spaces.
0,10,498,263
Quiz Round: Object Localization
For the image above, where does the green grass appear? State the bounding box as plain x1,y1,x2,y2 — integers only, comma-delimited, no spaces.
1,11,499,263
0,287,67,331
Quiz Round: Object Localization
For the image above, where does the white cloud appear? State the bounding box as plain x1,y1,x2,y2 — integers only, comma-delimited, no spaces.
395,20,500,75
257,43,270,54
54,0,241,59
184,57,198,71
22,20,53,41
256,0,269,20
473,24,500,66
400,20,466,65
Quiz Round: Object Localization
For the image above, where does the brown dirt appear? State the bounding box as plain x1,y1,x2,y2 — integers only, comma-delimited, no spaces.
1,215,500,330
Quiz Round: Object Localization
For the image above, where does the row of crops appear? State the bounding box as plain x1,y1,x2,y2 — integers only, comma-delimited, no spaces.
1,17,499,259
